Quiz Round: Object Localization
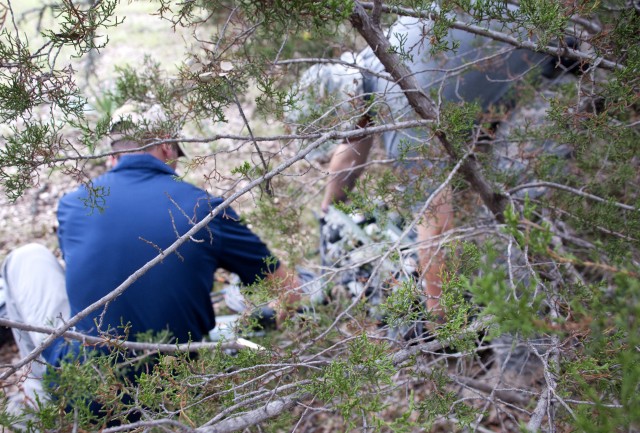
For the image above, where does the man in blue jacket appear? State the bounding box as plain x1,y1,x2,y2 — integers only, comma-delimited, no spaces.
2,109,299,414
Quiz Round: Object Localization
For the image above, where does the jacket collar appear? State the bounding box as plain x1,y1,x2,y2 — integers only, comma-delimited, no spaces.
111,154,176,176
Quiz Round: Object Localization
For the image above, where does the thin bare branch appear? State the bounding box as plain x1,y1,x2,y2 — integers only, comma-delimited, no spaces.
0,318,244,352
510,181,639,212
357,1,622,71
45,119,433,164
196,392,312,433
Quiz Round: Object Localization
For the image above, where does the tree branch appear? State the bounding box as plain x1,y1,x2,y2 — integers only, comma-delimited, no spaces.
349,2,509,220
0,318,246,353
225,76,273,196
43,119,432,164
102,418,194,433
510,181,639,212
195,392,312,433
371,0,382,25
357,2,622,71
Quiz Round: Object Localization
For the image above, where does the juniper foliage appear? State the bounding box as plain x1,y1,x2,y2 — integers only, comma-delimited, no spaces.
0,0,638,431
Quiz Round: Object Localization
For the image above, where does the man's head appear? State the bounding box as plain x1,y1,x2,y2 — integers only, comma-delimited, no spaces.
109,103,186,169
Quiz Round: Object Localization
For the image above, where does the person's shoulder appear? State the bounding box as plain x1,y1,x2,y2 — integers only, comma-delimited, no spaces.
170,179,212,199
188,194,242,227
200,194,232,214
58,179,98,207
176,186,228,212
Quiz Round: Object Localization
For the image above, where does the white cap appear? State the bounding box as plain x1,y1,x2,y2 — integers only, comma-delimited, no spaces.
110,102,186,157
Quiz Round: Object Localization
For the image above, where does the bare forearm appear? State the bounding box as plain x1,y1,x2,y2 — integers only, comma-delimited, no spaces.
321,134,374,212
268,264,302,325
417,187,454,319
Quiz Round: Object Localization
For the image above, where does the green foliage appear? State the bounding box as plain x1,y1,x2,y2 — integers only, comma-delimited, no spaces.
0,74,31,120
346,170,398,216
416,368,480,429
0,122,58,200
255,73,298,119
137,351,195,411
307,334,395,427
516,0,568,45
0,1,103,199
1,0,639,431
437,241,479,351
0,28,81,122
112,58,176,111
248,192,310,263
0,400,27,431
428,7,459,55
558,274,640,432
237,0,354,34
230,160,252,176
42,0,121,56
503,198,553,255
466,242,544,337
344,158,441,222
438,101,481,154
45,354,113,428
135,328,174,344
380,278,427,328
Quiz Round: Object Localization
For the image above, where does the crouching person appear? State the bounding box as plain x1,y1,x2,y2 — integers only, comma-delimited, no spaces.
1,105,300,425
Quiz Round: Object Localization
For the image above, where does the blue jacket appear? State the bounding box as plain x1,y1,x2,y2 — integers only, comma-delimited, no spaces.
46,154,275,364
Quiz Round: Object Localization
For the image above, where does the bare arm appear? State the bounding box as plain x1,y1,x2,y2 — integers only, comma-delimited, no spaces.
417,186,454,320
267,263,303,326
321,117,375,212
